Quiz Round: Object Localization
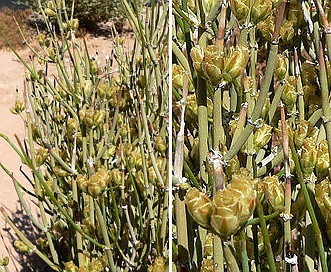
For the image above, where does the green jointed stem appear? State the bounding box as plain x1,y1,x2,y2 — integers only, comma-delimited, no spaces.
290,140,328,271
24,86,59,265
0,206,60,271
139,95,165,186
224,0,286,161
174,195,190,266
317,42,331,181
213,88,224,150
174,74,190,266
239,229,249,272
294,48,305,121
223,243,240,272
280,103,292,271
268,80,286,124
160,173,169,254
224,42,279,162
256,199,277,272
315,0,331,64
213,234,224,272
94,200,116,270
135,105,156,242
197,76,209,183
247,210,281,226
172,41,191,78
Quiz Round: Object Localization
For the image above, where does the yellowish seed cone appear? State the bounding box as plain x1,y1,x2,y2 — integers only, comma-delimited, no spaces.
0,256,9,266
280,20,295,45
229,0,250,23
252,123,273,153
64,261,78,272
76,174,89,192
301,137,318,177
211,168,256,238
275,54,288,81
53,166,69,177
14,240,30,253
35,147,48,167
201,45,224,86
211,205,242,237
185,188,213,229
201,256,213,272
190,47,204,76
257,13,275,42
88,166,109,197
222,46,250,83
149,256,166,272
261,175,285,210
172,64,184,89
251,0,273,24
293,120,318,149
282,76,297,111
316,140,330,181
316,178,331,240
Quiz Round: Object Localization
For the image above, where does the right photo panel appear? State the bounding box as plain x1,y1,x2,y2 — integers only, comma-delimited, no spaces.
172,0,331,271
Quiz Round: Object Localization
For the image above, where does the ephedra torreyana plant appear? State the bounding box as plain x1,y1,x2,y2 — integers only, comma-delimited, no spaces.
0,0,169,271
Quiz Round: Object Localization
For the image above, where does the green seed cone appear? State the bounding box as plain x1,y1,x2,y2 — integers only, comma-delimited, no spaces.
10,99,25,115
14,240,30,253
225,155,240,180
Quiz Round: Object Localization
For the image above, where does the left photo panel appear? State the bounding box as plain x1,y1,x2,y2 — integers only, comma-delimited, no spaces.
0,0,170,271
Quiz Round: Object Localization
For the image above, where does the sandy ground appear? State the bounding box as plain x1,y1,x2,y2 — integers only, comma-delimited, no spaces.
0,49,32,272
0,31,134,271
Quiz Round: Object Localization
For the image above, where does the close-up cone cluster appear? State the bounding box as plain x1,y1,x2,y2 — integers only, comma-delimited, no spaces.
190,45,250,86
211,168,257,237
173,0,331,270
186,168,257,238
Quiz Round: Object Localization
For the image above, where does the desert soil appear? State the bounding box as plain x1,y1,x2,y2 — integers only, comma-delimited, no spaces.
0,30,134,271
